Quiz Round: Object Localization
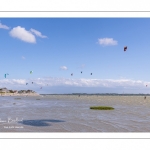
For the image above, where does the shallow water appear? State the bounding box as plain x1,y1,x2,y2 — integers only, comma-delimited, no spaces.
0,95,150,132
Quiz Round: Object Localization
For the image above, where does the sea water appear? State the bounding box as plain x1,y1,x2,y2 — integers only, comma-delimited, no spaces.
0,95,150,132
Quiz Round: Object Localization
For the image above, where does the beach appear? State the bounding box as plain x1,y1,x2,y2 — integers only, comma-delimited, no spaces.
0,93,40,97
0,95,150,132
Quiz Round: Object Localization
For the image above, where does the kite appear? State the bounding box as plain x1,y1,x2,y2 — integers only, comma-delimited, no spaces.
4,73,9,78
30,71,33,74
124,46,127,51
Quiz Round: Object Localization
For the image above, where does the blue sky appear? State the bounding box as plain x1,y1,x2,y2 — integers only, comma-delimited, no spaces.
1,18,150,94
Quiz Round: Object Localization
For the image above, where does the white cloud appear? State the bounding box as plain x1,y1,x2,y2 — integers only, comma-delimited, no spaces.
0,79,26,85
30,28,47,38
81,64,85,68
9,26,36,43
60,66,68,70
1,78,150,94
0,78,149,88
0,22,10,30
98,38,118,46
22,56,25,60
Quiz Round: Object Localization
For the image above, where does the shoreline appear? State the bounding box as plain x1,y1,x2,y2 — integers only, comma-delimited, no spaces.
0,93,40,96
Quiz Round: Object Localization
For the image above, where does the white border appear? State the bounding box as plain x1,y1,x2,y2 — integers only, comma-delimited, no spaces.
0,12,150,18
0,0,150,11
1,0,150,142
0,133,150,139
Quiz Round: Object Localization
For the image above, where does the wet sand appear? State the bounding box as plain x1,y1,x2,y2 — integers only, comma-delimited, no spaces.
0,95,150,132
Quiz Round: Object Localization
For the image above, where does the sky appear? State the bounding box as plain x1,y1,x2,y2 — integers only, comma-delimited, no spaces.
1,18,150,94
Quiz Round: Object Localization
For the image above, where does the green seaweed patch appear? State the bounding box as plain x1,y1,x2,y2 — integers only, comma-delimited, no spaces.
90,106,114,110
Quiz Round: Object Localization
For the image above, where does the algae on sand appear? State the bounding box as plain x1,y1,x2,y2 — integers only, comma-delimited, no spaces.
90,106,114,110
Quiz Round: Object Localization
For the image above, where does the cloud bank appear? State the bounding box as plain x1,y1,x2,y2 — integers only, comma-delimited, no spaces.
0,78,149,88
1,78,149,94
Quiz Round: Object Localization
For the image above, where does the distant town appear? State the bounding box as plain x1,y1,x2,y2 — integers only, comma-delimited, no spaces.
0,88,36,94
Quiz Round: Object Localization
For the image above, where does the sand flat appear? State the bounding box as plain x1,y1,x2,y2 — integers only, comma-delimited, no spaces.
0,95,150,132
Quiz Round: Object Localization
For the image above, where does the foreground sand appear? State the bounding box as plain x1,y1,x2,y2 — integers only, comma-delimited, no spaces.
0,95,150,132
